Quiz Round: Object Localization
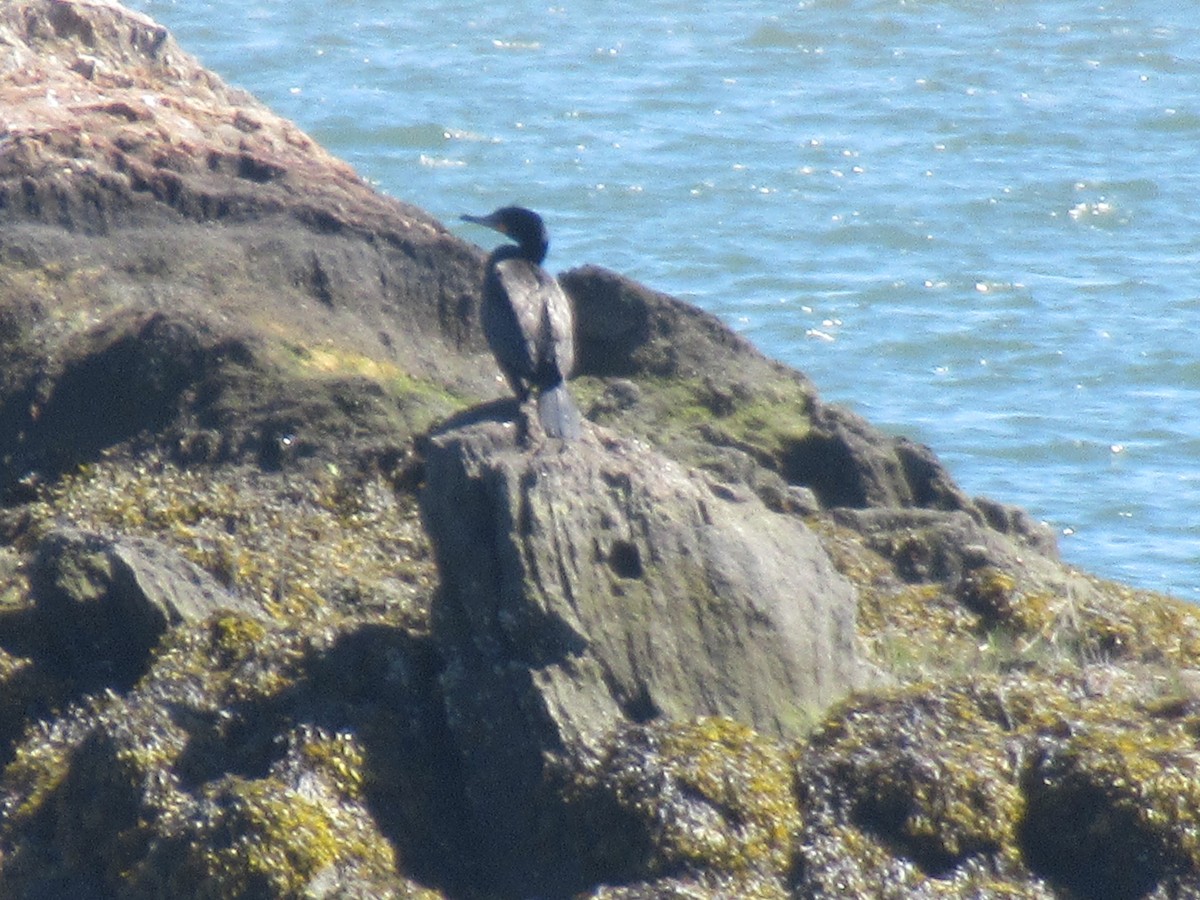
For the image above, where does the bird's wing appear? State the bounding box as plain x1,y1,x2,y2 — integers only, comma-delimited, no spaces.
493,259,547,344
538,275,575,378
483,259,543,382
486,258,576,388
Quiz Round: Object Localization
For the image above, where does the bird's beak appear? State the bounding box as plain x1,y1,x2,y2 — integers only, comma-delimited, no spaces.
461,212,508,235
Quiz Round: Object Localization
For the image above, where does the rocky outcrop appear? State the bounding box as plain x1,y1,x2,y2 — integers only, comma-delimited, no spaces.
421,416,863,889
562,264,1057,553
2,0,433,237
3,2,1200,899
0,0,1048,547
0,0,491,496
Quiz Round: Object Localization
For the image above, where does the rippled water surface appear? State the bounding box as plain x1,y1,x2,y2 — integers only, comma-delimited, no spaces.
129,0,1200,599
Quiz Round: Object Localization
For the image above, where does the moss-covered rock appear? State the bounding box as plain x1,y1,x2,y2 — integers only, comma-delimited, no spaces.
421,415,863,892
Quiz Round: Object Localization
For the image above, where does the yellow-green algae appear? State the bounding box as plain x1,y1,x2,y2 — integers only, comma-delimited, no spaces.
794,670,1200,895
152,613,312,708
268,336,467,438
800,681,1024,872
0,442,456,895
0,614,434,897
22,454,435,623
809,510,1200,681
1018,685,1200,895
3,703,98,832
808,498,1200,896
654,716,800,874
137,774,398,899
1,616,308,848
297,726,368,801
567,715,800,886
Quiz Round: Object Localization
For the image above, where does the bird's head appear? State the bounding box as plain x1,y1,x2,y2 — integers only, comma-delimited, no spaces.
461,205,549,264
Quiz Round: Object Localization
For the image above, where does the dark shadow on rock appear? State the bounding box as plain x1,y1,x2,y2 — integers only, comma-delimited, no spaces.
1019,744,1181,900
0,311,221,496
783,429,871,509
425,396,524,438
782,404,973,512
312,625,482,895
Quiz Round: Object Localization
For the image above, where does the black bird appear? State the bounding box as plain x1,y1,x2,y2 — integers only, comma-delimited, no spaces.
461,205,582,440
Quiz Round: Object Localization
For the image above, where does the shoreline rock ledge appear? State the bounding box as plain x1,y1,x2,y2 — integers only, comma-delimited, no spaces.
421,415,865,887
6,1,1200,899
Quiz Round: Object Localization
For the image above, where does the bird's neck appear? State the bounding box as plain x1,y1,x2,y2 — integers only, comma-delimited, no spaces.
494,239,548,266
522,237,548,265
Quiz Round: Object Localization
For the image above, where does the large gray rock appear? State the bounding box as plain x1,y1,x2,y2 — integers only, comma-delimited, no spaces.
421,414,864,889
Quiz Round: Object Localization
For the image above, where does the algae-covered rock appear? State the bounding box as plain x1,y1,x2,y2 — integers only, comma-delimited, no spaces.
1021,714,1200,899
0,614,459,899
563,716,800,889
793,672,1200,899
562,264,1056,528
797,683,1025,880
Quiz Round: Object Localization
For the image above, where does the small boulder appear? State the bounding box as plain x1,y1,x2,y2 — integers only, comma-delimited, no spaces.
30,527,260,689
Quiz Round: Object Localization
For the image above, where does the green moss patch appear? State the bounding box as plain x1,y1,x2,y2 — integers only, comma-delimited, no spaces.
575,372,813,481
266,336,467,440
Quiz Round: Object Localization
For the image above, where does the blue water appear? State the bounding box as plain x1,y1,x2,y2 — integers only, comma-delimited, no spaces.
128,0,1200,600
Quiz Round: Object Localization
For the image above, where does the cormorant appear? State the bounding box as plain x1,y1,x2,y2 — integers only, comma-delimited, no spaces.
461,205,582,440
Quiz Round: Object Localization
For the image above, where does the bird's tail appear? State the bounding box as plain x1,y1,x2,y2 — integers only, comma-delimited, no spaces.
537,381,582,440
